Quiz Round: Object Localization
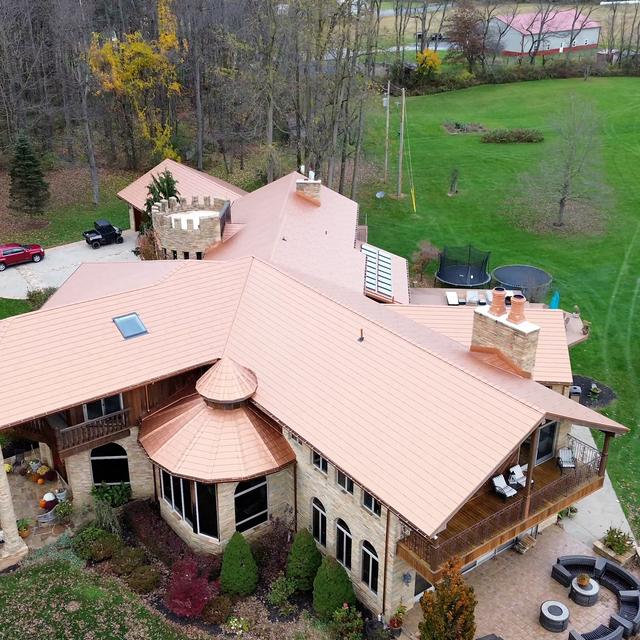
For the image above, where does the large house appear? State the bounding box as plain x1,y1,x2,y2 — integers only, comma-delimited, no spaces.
0,164,626,618
491,10,601,57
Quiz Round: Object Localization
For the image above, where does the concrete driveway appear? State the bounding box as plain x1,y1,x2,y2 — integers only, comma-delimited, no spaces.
0,230,139,299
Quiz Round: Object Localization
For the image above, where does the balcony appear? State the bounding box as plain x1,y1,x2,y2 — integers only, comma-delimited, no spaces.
19,409,130,457
397,435,603,580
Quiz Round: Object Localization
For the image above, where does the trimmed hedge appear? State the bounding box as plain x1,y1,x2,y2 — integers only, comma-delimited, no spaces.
286,529,322,592
313,557,356,621
220,532,258,596
481,128,544,143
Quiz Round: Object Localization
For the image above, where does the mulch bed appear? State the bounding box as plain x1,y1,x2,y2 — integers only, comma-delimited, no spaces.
572,375,617,408
443,121,486,134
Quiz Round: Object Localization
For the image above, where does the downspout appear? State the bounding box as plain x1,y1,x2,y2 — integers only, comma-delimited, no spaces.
382,508,391,616
293,462,298,530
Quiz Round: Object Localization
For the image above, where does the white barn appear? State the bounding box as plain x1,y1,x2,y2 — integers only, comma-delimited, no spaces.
491,10,601,58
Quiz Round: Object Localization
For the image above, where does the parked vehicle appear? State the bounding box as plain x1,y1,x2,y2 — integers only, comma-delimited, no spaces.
0,243,45,271
83,219,123,249
430,33,445,41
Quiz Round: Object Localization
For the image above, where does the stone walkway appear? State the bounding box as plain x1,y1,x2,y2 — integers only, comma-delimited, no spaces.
402,525,637,639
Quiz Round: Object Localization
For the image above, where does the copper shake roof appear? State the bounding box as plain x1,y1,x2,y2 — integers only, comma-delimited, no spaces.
196,357,258,404
0,258,626,536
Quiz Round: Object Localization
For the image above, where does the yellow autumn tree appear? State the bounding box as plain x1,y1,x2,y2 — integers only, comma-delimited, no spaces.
89,7,181,164
416,49,442,77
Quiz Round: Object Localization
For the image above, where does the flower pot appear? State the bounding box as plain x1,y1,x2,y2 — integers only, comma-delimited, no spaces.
577,574,590,588
18,529,30,539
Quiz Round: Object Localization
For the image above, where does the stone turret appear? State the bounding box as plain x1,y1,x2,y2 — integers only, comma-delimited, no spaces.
152,195,231,260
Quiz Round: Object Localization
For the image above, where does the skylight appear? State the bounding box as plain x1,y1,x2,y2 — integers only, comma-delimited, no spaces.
113,313,147,339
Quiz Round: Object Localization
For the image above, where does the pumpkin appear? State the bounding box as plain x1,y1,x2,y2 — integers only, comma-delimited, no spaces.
39,499,47,509
37,478,45,485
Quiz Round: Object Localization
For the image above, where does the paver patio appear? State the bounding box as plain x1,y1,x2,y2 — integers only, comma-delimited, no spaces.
402,524,639,639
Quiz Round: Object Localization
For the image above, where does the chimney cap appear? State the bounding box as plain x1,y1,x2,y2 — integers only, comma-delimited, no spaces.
507,293,527,324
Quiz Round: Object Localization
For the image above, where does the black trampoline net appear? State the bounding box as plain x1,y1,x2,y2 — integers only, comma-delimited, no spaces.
436,245,491,287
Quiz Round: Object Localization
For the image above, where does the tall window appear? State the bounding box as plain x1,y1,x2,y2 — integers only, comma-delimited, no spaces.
362,541,379,594
91,442,130,485
235,476,268,532
160,469,218,539
336,519,352,570
312,450,328,473
84,394,123,421
337,470,354,494
363,491,382,517
312,498,327,546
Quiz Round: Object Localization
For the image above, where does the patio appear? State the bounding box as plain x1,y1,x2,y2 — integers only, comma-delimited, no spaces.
401,524,638,639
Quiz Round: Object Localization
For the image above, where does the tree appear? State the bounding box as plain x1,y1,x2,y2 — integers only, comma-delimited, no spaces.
144,169,180,228
419,558,477,640
165,557,209,618
9,135,50,215
410,240,440,284
416,49,441,78
286,528,322,591
220,531,258,596
446,1,485,72
312,556,356,621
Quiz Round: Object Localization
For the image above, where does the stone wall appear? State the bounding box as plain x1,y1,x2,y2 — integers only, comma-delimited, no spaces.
65,427,154,508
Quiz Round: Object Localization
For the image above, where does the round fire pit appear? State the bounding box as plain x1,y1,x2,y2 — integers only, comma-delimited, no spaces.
491,264,552,303
539,600,570,632
570,577,600,607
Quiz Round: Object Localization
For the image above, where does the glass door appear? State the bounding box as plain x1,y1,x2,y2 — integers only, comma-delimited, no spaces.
536,421,558,464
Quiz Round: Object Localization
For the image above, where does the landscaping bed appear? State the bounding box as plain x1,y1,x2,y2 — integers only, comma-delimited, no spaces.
573,375,617,409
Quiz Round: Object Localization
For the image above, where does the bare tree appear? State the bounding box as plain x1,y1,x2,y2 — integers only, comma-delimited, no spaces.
446,0,485,72
522,3,559,64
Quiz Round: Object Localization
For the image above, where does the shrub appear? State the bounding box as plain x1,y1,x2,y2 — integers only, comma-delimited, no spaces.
267,573,297,614
419,559,476,640
252,515,293,585
127,565,161,593
224,616,250,635
220,532,258,596
202,595,234,625
26,287,57,310
165,558,210,618
72,525,122,562
53,500,73,524
111,546,146,576
92,482,132,507
481,128,544,144
93,496,122,536
330,603,364,640
312,557,356,621
603,526,633,555
286,528,322,592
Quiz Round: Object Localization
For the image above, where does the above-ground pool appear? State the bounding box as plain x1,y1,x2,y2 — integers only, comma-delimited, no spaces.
491,264,552,303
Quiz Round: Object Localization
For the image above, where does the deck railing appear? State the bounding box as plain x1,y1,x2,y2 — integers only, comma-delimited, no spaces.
57,409,129,452
400,435,602,570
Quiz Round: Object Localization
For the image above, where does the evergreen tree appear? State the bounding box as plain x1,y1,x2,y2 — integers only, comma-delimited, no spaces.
220,531,258,596
143,169,179,228
9,135,50,215
286,528,322,591
419,559,477,640
312,556,356,621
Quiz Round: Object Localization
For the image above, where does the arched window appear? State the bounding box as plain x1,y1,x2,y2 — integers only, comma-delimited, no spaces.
90,442,130,485
235,476,268,532
361,541,379,594
336,519,352,569
312,498,327,546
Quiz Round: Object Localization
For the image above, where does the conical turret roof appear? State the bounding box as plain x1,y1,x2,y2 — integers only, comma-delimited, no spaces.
196,357,258,404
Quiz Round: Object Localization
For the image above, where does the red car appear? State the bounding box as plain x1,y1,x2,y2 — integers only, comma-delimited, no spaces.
0,243,45,271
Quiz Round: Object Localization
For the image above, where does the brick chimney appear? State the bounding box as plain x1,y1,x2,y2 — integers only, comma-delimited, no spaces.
295,175,322,206
470,288,540,377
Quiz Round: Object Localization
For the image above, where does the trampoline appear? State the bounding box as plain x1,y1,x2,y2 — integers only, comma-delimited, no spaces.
435,245,491,288
492,264,552,303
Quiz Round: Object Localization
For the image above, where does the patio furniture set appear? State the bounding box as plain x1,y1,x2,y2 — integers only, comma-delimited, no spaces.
493,464,529,499
544,555,640,639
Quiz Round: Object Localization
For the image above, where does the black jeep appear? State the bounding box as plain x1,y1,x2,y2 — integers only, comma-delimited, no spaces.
83,219,124,249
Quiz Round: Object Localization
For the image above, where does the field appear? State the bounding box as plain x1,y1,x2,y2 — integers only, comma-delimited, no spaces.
361,77,640,531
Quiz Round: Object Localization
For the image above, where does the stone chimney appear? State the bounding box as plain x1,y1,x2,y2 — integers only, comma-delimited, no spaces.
470,288,540,377
295,176,322,206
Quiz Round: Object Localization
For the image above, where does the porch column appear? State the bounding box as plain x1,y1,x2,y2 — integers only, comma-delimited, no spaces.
0,444,28,566
599,432,612,478
523,427,540,519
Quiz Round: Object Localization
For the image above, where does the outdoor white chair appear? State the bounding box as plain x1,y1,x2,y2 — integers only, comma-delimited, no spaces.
509,464,527,488
493,475,517,499
557,448,576,474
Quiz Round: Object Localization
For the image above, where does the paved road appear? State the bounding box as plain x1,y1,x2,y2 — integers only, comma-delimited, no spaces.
0,230,139,300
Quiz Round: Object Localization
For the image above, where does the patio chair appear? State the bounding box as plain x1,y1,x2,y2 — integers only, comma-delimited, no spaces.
36,508,57,527
492,475,517,499
508,464,527,489
557,447,576,474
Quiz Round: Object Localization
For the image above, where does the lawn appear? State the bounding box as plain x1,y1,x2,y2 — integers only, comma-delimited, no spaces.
361,77,640,531
0,297,30,319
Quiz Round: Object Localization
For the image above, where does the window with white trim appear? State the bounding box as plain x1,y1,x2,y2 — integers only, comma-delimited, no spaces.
83,393,123,421
336,470,354,494
290,431,303,446
312,450,328,473
312,498,327,546
361,541,379,593
363,491,382,517
235,476,268,532
336,519,352,569
91,442,130,485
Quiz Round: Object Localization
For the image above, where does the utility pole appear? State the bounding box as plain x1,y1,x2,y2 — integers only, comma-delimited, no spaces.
397,88,405,198
383,80,391,183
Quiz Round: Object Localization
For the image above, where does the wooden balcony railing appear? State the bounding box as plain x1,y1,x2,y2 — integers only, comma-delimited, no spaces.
399,435,602,571
57,409,129,452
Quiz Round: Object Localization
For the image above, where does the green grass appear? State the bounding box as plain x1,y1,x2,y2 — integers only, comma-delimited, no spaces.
0,297,30,319
361,77,640,531
0,560,191,640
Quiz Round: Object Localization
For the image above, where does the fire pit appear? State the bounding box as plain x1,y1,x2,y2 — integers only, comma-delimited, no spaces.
570,576,600,606
539,600,570,632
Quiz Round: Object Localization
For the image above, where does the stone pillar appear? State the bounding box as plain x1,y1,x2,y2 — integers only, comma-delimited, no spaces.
0,444,28,566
